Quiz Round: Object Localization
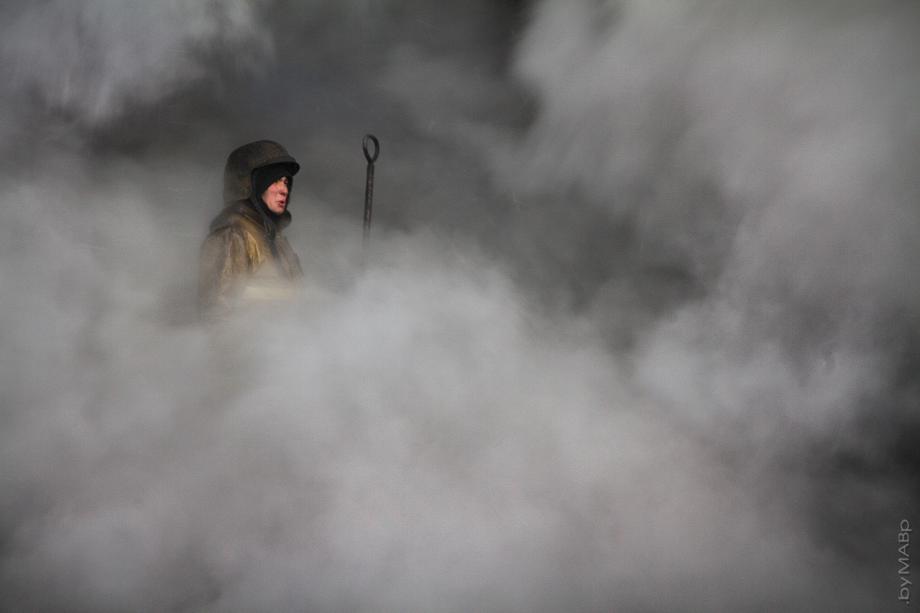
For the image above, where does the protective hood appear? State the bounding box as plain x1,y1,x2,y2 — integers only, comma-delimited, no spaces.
222,140,300,203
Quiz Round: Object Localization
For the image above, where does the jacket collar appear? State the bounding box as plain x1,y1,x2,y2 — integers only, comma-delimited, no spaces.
210,198,291,235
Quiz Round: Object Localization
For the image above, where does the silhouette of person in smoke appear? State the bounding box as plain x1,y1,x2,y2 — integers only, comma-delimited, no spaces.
199,140,304,318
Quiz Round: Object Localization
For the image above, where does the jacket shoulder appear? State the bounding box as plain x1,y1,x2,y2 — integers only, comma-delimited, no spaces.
204,204,269,271
208,202,261,235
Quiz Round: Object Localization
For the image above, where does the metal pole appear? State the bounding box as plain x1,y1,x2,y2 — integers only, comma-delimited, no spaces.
362,134,380,245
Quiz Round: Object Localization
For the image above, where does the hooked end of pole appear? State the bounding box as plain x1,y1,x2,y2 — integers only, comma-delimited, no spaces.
362,134,380,163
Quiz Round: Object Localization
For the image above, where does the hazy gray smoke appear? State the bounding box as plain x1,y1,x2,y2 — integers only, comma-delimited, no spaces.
0,1,917,611
0,1,268,125
504,0,920,429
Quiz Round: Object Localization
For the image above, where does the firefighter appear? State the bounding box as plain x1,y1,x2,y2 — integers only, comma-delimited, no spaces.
199,140,304,318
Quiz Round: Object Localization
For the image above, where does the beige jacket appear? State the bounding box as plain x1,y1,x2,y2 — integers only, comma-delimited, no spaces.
199,200,303,318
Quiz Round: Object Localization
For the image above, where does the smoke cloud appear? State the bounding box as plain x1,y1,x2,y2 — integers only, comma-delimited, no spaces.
0,0,267,125
0,1,917,611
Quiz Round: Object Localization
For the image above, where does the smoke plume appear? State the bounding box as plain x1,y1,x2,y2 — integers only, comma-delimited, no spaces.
0,1,917,611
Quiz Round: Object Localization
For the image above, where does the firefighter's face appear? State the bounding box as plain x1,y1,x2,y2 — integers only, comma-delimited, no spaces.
261,176,291,214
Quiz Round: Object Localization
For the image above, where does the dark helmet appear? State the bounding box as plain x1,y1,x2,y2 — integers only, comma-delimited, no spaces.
223,140,300,203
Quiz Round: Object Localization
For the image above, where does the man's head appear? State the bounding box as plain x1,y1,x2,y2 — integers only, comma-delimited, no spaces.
222,140,300,203
252,163,296,214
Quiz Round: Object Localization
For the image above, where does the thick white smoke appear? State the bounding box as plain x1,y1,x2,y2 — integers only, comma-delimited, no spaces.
0,181,877,611
504,0,920,431
0,1,917,611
